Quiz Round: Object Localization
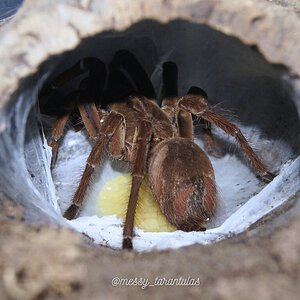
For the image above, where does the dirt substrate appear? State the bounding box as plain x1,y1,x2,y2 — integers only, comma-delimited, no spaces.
0,196,299,300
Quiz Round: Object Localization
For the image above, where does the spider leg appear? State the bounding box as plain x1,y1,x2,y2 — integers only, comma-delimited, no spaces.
48,92,78,168
178,95,275,182
49,79,105,168
200,120,224,158
177,109,193,140
45,57,106,167
161,63,223,156
187,87,224,158
63,111,125,220
77,102,98,140
49,102,99,169
202,110,275,181
108,114,126,159
123,120,152,250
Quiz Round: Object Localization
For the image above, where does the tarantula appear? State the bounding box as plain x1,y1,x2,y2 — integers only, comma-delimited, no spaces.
40,50,275,250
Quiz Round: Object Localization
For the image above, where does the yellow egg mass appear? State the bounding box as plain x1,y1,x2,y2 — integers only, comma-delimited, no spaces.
98,175,176,232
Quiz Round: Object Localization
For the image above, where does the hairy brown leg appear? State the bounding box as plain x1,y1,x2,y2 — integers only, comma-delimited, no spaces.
161,64,223,155
179,95,275,182
77,103,98,140
49,102,101,170
122,120,152,250
201,120,224,158
201,110,274,181
45,57,106,168
108,117,126,159
177,109,194,140
49,89,102,169
75,76,108,140
63,111,125,220
90,102,102,130
187,87,224,157
48,113,71,168
48,93,77,168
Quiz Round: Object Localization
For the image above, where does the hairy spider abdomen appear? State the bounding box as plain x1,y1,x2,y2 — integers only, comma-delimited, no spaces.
148,137,217,231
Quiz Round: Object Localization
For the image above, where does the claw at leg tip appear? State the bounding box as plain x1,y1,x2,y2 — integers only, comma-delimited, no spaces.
122,237,133,250
63,204,80,220
262,171,276,183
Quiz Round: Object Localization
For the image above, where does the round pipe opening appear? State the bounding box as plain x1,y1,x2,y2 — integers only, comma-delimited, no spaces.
1,15,300,251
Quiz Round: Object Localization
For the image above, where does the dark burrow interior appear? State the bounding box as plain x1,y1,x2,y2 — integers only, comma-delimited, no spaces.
39,20,300,146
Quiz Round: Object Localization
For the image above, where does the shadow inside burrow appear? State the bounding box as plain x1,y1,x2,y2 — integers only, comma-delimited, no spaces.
39,20,300,150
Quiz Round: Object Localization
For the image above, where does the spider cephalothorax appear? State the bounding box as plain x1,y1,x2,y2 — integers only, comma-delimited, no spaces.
41,50,274,249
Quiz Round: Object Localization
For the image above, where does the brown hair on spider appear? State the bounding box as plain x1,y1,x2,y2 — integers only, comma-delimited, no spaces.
40,50,275,250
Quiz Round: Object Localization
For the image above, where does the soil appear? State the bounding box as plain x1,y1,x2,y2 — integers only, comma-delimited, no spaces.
262,0,300,15
1,196,300,300
0,1,300,300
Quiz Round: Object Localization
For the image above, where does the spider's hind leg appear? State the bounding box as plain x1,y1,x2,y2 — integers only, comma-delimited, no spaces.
178,93,275,182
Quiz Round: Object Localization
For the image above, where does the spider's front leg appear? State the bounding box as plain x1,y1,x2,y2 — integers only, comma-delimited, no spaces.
63,111,125,220
187,87,225,158
178,92,275,182
123,120,152,250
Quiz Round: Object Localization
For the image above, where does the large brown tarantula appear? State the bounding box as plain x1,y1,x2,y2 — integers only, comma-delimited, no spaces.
40,50,274,250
